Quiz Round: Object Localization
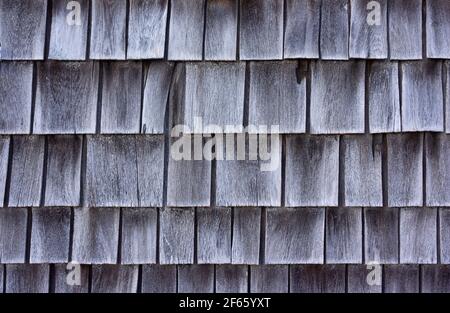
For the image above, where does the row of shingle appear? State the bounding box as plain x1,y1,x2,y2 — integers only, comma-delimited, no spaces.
0,206,449,265
1,263,450,293
1,0,450,61
1,60,450,135
1,133,449,208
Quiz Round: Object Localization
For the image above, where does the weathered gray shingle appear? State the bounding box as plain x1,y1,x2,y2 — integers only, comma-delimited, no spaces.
216,265,248,293
232,207,260,264
290,265,345,293
310,61,365,134
285,135,339,207
447,62,450,134
34,62,99,134
178,265,214,293
0,137,10,205
0,0,47,60
128,0,168,59
0,208,27,263
426,134,450,206
0,62,33,134
320,0,349,60
384,265,419,293
250,265,288,293
30,207,71,263
422,265,450,293
239,0,283,60
48,0,89,60
5,264,49,293
91,265,139,293
54,264,89,293
426,0,450,59
347,265,382,293
439,209,450,264
265,208,324,264
142,265,177,293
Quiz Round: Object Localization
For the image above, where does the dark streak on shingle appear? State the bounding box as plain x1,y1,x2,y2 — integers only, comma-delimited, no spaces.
290,265,345,293
0,208,27,263
0,137,10,205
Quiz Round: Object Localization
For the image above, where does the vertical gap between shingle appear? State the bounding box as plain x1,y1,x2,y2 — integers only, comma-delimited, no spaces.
422,133,426,207
259,208,266,265
48,264,55,293
86,0,92,59
230,207,234,261
2,266,6,293
382,135,389,207
125,0,130,59
40,137,49,207
44,0,53,60
236,0,240,60
282,0,286,59
338,136,345,207
243,62,250,128
247,265,251,293
194,208,198,264
117,208,123,264
323,207,327,264
79,135,87,207
364,61,370,133
344,265,348,293
442,61,447,132
25,208,33,264
386,0,391,60
305,61,311,133
175,265,179,293
287,265,290,293
347,0,351,58
419,265,422,293
397,208,401,264
30,62,38,134
202,0,208,61
422,0,426,59
3,136,14,207
95,62,103,134
210,136,216,207
280,136,286,207
137,265,142,293
361,208,365,264
156,208,160,264
68,207,74,262
139,63,146,133
88,265,92,293
213,265,216,293
437,208,441,264
398,62,403,131
164,0,172,60
381,265,385,293
318,0,322,59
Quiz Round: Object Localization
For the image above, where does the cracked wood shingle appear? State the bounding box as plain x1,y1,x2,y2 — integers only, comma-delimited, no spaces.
343,135,383,207
30,207,71,263
159,208,194,264
90,0,126,59
142,265,177,293
216,265,248,293
387,134,423,207
290,265,345,293
168,0,205,61
91,265,139,293
48,0,89,60
204,0,238,61
5,264,49,293
265,208,324,264
364,208,399,264
400,208,437,264
349,0,387,59
250,265,288,293
54,264,89,293
44,136,82,206
0,137,9,205
401,61,444,132
320,0,349,60
326,208,362,264
100,61,142,134
425,134,450,206
426,0,450,59
388,0,422,60
8,136,44,207
439,209,450,264
231,207,260,264
178,265,214,293
72,207,120,264
0,208,27,263
86,135,164,207
248,61,306,133
347,265,382,293
197,208,231,264
34,62,99,134
0,62,33,134
310,61,365,134
421,266,450,293
284,0,320,59
384,265,419,293
239,0,283,60
285,135,339,207
368,61,401,133
120,208,157,264
128,0,168,59
0,0,47,60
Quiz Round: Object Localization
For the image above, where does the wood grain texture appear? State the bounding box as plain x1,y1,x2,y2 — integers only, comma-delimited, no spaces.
215,135,281,206
141,265,177,293
197,208,231,264
364,208,399,264
284,0,320,59
326,208,362,264
384,265,419,293
320,0,349,60
447,62,450,134
400,208,437,264
265,208,324,264
30,207,71,263
347,265,382,293
343,135,383,206
426,0,450,58
388,0,422,60
0,0,47,60
368,61,401,133
0,137,9,205
232,208,260,264
349,0,387,59
44,135,82,206
8,136,44,207
0,265,3,292
87,135,164,207
101,61,142,134
0,208,27,263
387,134,423,207
178,265,214,293
401,61,444,132
168,0,205,60
422,265,450,293
425,134,450,206
141,62,174,134
121,208,157,264
285,135,339,207
250,265,288,293
310,61,365,134
128,0,168,59
216,265,248,293
239,0,283,60
54,264,89,293
34,61,99,134
5,264,49,293
48,0,89,60
204,0,237,60
90,0,126,59
91,265,139,293
439,209,450,264
159,208,194,264
0,62,33,134
248,61,306,133
290,265,345,293
72,207,120,264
